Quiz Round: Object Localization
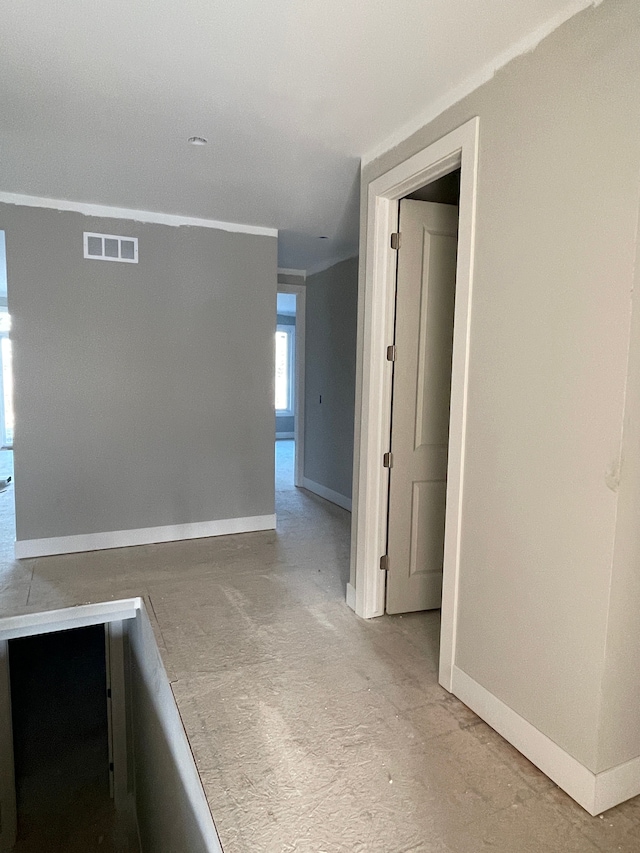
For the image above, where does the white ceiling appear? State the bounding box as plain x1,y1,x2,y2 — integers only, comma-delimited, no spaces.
0,1,591,272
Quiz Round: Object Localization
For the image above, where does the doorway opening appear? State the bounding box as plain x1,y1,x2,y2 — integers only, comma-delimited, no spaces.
351,117,479,692
275,283,306,492
275,290,296,492
0,232,14,553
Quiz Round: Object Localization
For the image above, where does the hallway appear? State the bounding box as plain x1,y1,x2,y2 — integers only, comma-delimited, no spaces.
275,437,297,491
0,464,638,851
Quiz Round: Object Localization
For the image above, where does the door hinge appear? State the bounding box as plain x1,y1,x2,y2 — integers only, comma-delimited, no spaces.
107,687,112,699
386,344,396,362
380,554,389,571
383,452,393,468
390,232,401,250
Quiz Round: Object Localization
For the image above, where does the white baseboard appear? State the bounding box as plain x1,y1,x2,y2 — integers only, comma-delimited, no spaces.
593,753,640,815
15,514,277,560
276,432,295,440
346,582,356,612
302,477,352,512
451,665,640,815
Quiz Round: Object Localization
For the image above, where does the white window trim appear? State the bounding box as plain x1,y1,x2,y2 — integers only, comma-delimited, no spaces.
276,323,295,417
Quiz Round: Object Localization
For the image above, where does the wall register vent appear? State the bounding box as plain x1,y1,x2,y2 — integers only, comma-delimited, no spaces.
83,232,138,264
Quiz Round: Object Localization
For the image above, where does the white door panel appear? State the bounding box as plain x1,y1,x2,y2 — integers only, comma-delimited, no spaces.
386,199,458,614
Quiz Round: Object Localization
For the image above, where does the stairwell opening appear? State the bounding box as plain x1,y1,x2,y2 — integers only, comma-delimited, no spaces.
0,598,221,853
8,624,136,852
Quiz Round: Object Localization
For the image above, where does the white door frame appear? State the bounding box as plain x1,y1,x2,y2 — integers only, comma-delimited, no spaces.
105,620,130,811
351,117,479,691
277,282,306,488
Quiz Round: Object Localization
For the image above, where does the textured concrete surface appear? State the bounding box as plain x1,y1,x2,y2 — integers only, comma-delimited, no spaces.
1,441,639,851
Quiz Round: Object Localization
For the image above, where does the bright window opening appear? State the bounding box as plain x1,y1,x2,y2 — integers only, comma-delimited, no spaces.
275,325,294,416
0,324,13,447
0,231,11,448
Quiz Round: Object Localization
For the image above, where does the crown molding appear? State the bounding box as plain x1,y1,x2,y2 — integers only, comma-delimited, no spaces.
0,191,278,238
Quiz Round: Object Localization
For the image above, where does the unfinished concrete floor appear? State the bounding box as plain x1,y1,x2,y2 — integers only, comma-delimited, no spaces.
1,440,639,852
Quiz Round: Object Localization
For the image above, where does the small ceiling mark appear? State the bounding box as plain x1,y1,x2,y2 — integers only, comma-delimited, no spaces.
188,136,208,146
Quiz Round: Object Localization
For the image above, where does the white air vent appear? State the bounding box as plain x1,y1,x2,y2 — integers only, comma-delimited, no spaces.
83,232,138,264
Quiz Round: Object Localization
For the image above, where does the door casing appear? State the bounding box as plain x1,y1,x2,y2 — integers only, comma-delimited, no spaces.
349,117,479,691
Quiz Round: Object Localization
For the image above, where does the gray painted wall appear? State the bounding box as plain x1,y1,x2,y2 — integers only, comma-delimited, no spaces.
304,257,358,499
599,199,640,771
127,608,221,853
355,0,640,774
0,205,276,541
276,312,295,435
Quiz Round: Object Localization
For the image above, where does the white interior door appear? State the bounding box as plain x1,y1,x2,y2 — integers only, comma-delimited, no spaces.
386,199,458,614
